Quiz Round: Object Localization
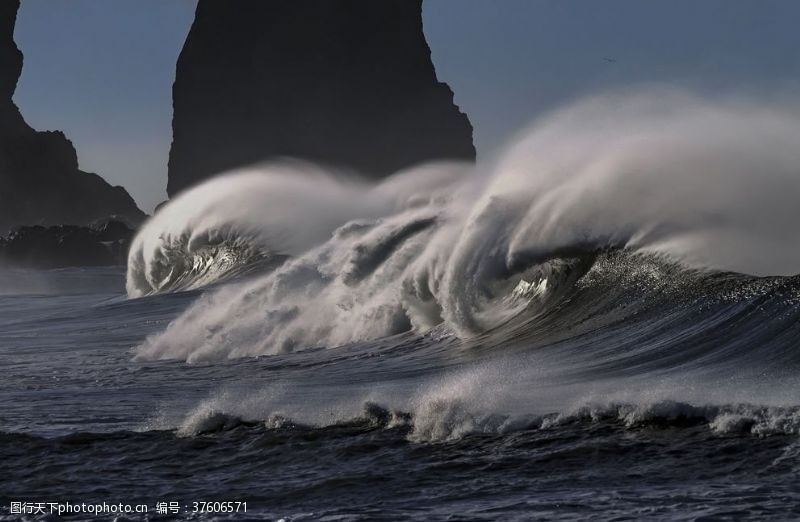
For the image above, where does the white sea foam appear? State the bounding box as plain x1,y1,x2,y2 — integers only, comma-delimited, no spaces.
164,359,800,442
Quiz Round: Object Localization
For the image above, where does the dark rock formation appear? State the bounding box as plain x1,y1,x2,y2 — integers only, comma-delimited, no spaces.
0,0,144,234
167,0,475,197
0,220,135,268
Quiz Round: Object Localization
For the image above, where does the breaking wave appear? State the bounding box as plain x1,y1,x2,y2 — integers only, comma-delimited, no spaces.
128,89,800,363
171,399,800,443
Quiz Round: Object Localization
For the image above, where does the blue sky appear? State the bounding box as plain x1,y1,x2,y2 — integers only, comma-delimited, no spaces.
14,0,195,211
13,0,800,212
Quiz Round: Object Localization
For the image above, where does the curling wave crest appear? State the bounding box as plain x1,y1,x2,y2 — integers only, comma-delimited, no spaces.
128,90,800,362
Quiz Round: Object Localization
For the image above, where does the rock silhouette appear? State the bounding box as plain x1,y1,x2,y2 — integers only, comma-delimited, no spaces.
0,0,144,234
167,0,475,197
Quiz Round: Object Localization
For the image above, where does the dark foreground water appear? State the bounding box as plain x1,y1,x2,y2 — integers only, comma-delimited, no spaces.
1,260,799,521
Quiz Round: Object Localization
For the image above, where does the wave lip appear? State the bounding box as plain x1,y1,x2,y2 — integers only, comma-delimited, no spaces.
126,161,465,298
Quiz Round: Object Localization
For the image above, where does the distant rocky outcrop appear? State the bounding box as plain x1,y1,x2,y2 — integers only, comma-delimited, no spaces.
167,0,475,197
0,220,134,268
0,0,144,234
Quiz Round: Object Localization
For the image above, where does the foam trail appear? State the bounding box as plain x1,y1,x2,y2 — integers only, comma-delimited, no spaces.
130,89,800,361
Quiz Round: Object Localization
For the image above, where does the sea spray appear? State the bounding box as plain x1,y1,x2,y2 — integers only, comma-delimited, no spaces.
129,89,800,361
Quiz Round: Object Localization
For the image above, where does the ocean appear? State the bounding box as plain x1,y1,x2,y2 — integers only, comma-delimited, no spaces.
2,91,800,520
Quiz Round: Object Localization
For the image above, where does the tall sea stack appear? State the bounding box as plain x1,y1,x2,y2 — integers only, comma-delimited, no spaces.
0,0,144,233
167,0,475,197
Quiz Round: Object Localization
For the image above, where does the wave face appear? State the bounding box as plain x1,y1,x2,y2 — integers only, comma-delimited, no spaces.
129,90,800,363
149,248,800,441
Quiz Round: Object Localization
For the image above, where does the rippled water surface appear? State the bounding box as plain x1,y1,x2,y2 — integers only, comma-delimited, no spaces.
2,264,799,521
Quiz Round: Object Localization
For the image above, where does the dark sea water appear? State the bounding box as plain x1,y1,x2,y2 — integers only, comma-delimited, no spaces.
4,92,800,521
1,258,799,521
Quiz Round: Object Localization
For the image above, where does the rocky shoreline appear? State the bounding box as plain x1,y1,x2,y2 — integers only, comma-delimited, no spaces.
0,220,135,268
